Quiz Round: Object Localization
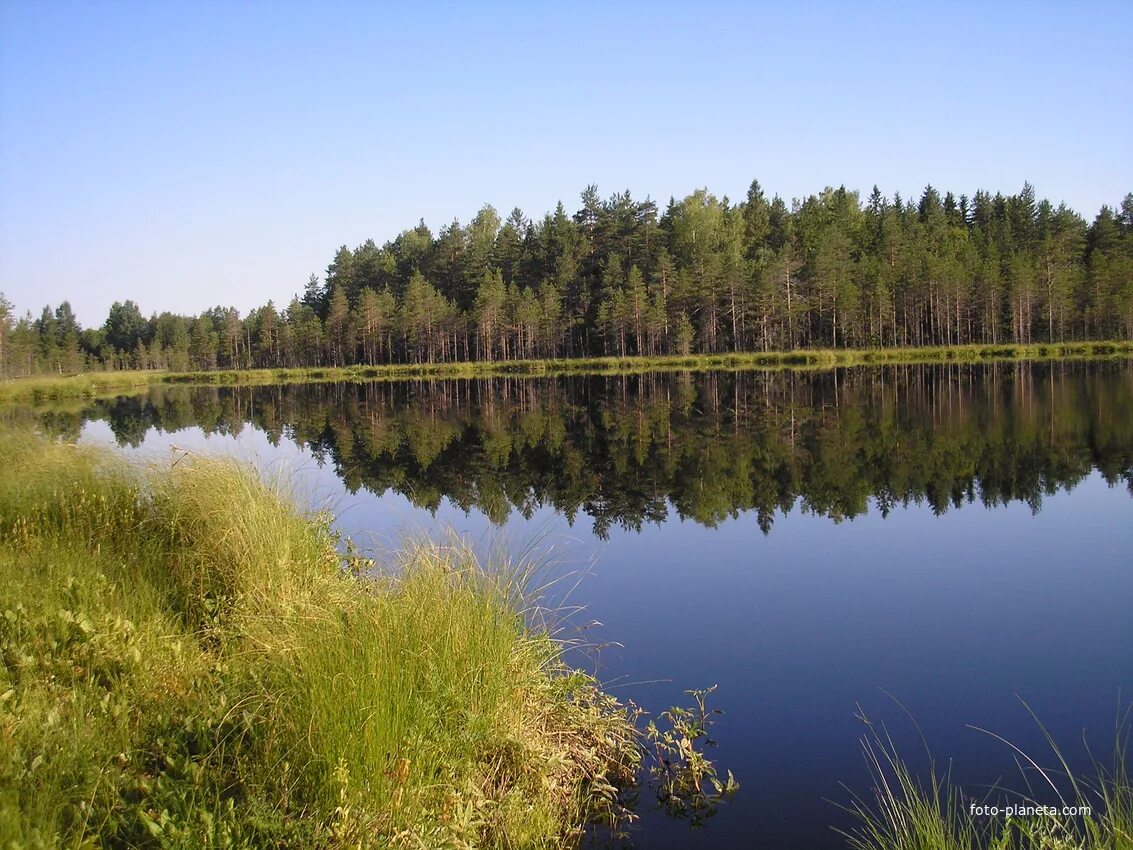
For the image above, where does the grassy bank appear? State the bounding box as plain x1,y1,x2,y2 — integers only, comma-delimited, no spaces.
0,430,640,848
3,340,1132,403
0,371,161,404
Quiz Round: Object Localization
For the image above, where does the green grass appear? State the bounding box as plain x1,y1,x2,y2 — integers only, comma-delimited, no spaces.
3,340,1131,402
840,708,1133,850
0,371,160,404
0,429,641,849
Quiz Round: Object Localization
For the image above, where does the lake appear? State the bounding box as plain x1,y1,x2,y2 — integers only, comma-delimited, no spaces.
22,360,1133,849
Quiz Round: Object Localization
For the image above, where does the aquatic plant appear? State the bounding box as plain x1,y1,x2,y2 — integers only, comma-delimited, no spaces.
645,684,739,826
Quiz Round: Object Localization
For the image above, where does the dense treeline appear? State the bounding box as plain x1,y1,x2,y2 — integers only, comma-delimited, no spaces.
19,362,1132,536
2,182,1132,378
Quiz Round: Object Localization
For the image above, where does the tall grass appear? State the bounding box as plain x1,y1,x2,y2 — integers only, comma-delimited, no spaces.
0,371,157,403
840,707,1133,850
0,429,640,848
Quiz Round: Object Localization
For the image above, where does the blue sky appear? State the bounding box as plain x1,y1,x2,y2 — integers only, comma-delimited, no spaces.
2,1,1131,326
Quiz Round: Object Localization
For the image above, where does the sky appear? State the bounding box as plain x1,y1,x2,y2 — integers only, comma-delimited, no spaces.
1,1,1131,327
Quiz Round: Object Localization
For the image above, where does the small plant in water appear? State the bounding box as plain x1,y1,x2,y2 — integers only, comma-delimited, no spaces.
645,685,739,825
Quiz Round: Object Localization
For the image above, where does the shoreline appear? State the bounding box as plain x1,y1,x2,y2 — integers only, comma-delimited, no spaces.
2,340,1131,403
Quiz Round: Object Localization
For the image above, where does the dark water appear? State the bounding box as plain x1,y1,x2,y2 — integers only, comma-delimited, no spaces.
23,361,1133,849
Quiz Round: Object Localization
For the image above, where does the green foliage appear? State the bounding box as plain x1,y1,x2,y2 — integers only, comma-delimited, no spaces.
645,686,738,826
2,186,1131,379
0,430,643,849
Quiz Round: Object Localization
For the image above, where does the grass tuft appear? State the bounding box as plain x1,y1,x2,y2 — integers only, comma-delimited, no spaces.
0,428,641,848
839,705,1133,850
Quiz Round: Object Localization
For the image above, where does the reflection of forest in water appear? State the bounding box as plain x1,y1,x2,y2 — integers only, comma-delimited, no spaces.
26,361,1133,537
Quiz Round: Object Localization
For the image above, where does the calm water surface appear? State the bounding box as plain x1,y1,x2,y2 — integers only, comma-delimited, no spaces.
28,361,1133,849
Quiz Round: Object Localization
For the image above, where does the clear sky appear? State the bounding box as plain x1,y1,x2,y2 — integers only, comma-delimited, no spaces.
2,1,1131,327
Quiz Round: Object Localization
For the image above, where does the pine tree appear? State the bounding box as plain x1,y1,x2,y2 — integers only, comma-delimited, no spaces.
473,270,506,361
326,284,350,366
0,292,13,378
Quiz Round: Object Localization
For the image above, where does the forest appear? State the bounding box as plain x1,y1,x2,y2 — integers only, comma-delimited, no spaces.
2,181,1132,378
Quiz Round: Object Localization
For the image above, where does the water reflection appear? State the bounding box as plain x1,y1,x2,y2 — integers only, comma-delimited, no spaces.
22,361,1133,538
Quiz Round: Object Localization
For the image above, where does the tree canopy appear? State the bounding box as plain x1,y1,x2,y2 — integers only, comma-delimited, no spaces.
2,180,1130,377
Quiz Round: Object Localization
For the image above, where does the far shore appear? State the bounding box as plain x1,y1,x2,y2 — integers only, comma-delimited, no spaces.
2,339,1132,404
